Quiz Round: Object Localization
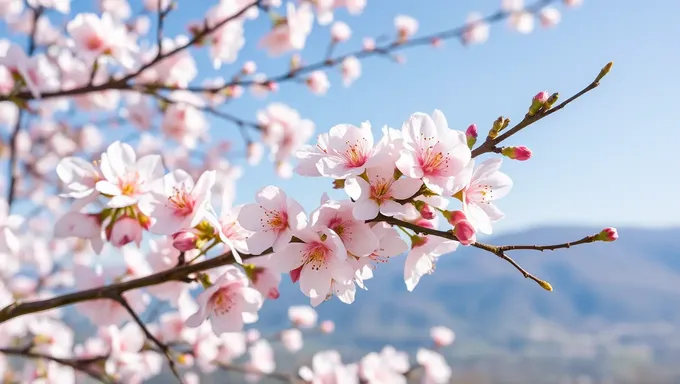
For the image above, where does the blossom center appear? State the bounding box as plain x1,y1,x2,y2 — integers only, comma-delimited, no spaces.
210,288,236,315
118,172,141,196
468,183,493,203
263,209,288,232
370,178,393,203
304,242,330,271
168,185,196,216
342,140,368,168
419,149,448,175
86,34,105,51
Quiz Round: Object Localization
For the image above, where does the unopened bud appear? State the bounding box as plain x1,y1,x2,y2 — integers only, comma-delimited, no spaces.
172,230,199,251
538,280,553,291
488,116,505,140
431,37,443,47
242,61,256,75
452,220,476,246
363,37,375,51
528,91,549,116
419,203,436,220
595,61,613,83
501,146,532,161
545,92,559,109
596,227,618,242
444,210,467,226
466,124,478,149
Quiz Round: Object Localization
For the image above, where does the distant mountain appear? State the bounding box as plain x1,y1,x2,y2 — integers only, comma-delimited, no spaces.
249,226,680,383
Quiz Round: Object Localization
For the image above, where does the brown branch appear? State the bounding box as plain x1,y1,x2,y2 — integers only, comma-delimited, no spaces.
0,347,114,384
0,0,556,102
116,295,184,384
0,249,260,323
5,7,43,207
471,62,613,158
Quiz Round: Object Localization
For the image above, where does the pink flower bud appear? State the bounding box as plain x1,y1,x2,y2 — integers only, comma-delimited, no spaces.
415,218,435,229
320,320,335,334
446,210,467,226
242,61,256,75
534,91,549,103
430,37,443,47
290,265,303,283
453,220,476,246
501,146,532,161
363,37,375,51
597,227,618,242
466,124,478,148
109,217,143,248
418,203,436,220
172,230,198,251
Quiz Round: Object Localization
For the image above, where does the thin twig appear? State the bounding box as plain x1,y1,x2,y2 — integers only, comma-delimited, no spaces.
471,62,612,158
116,295,184,383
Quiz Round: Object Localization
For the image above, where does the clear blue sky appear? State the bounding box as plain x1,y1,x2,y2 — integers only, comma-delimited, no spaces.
10,0,680,236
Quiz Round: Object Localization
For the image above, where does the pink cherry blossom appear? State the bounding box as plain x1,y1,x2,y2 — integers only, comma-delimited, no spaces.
66,12,134,67
345,163,423,220
462,12,490,45
257,102,315,166
54,212,104,254
288,305,318,328
404,235,459,291
244,339,276,381
108,215,143,248
238,185,307,254
395,15,418,42
148,169,217,235
299,350,359,384
451,158,512,234
430,326,455,347
331,21,351,42
161,91,209,149
540,7,561,27
185,266,264,334
341,56,361,86
306,70,330,95
95,141,164,211
416,348,452,384
205,1,246,69
313,122,390,179
320,320,335,333
311,198,378,257
396,110,471,195
597,227,618,242
247,255,282,300
360,345,410,384
280,328,303,352
258,2,313,57
271,225,355,306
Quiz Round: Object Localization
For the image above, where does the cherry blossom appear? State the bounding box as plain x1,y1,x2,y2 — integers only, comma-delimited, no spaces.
148,169,218,235
416,348,453,384
450,158,512,235
404,235,459,291
185,266,264,334
430,326,455,347
95,141,164,211
341,55,361,86
258,2,314,57
360,346,410,384
345,163,423,220
238,185,307,254
311,198,378,257
269,225,354,306
299,350,359,384
288,305,318,328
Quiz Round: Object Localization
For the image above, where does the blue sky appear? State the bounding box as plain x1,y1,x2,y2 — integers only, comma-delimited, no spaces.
7,0,679,237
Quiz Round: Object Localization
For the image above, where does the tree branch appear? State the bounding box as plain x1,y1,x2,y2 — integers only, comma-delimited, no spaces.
471,62,612,158
0,347,114,384
0,0,557,102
